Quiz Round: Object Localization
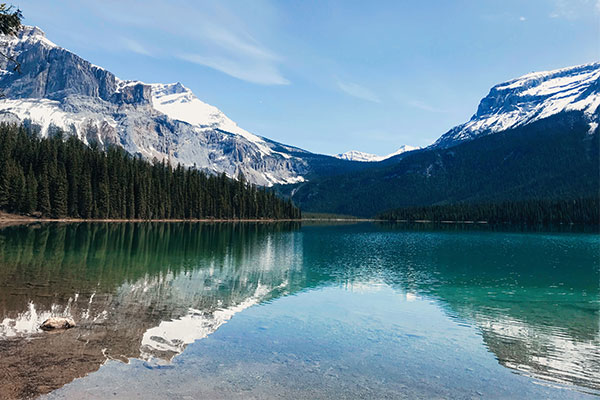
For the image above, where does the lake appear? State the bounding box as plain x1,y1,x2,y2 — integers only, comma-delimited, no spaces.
0,222,598,399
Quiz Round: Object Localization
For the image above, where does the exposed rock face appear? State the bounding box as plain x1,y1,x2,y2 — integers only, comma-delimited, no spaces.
0,26,311,186
40,317,76,331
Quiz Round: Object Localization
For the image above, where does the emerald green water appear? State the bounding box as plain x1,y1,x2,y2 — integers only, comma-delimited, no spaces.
0,222,597,399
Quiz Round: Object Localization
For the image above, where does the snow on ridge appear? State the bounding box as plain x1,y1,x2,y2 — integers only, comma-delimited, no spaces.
0,26,308,186
149,82,275,157
496,62,600,91
335,150,383,162
335,145,418,162
3,25,59,50
434,62,600,148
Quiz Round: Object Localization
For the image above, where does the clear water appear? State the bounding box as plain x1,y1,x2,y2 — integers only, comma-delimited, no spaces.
0,222,597,399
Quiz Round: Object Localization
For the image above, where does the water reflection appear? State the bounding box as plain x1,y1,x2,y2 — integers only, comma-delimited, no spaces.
300,224,600,392
0,222,303,398
0,222,597,398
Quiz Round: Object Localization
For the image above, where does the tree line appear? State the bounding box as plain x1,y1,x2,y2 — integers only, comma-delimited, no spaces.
378,198,599,225
0,123,301,220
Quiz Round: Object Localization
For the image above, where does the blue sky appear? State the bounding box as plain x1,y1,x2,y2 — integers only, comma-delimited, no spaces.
20,0,600,155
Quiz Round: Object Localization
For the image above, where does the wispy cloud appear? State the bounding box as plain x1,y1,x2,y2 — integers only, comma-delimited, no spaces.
86,0,289,86
336,79,381,103
121,38,152,56
406,99,448,113
549,0,600,19
179,53,289,85
519,16,527,22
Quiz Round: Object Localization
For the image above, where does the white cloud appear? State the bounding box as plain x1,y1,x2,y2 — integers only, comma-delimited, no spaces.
406,99,448,113
121,38,152,56
336,80,381,103
519,16,527,21
549,0,600,19
86,0,290,86
179,53,289,85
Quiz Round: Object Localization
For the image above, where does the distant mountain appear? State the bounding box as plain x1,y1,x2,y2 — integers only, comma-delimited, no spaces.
335,145,418,162
434,63,600,148
288,62,600,217
0,26,356,186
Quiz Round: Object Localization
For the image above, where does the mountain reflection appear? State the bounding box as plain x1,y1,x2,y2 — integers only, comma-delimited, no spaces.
299,224,600,392
0,222,597,398
0,222,303,398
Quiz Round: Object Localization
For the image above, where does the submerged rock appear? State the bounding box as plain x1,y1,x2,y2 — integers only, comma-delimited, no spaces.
40,317,76,331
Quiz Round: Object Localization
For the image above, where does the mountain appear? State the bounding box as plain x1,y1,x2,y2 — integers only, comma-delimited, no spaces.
0,26,343,186
288,63,600,217
434,63,600,148
335,145,418,162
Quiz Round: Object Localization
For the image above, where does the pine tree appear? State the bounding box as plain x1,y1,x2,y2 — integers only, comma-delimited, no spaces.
78,169,93,219
51,163,68,217
0,160,9,209
37,164,51,216
23,166,37,214
7,162,24,212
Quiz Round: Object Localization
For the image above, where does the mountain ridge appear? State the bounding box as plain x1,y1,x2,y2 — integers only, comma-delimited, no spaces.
335,145,418,162
0,26,319,186
433,62,600,148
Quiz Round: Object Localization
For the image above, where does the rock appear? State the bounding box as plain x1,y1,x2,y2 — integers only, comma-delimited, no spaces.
40,317,76,331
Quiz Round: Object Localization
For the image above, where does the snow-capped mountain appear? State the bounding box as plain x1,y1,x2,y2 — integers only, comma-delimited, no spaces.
335,145,418,162
434,62,600,148
0,26,310,186
335,150,383,162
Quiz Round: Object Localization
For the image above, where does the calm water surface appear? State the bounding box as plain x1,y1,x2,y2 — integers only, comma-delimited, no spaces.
0,222,597,399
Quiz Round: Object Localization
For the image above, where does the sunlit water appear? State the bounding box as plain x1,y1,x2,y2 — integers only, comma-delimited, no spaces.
0,222,597,399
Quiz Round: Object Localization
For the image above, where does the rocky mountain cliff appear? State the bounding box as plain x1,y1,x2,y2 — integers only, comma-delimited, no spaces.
0,26,313,186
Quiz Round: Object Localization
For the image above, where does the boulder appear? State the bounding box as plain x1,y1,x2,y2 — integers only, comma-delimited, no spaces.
40,317,76,331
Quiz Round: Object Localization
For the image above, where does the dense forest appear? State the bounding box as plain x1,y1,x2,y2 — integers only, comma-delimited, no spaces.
379,198,599,225
288,112,600,218
0,123,300,220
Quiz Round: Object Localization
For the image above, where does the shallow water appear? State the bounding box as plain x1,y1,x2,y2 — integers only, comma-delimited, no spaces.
0,222,597,399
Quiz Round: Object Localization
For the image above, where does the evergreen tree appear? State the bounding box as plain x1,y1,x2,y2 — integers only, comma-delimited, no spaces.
51,163,68,217
23,165,37,213
37,164,51,216
0,122,301,220
7,161,24,211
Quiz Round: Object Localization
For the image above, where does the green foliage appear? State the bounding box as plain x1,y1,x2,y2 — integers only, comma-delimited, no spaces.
292,112,600,218
0,4,21,36
0,123,301,220
23,166,36,213
379,198,599,225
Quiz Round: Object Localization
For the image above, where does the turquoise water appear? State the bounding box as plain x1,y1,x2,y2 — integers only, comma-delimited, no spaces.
0,222,597,398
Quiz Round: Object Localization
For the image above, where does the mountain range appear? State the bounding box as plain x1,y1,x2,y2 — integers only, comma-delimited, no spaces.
0,26,349,186
0,26,597,217
287,62,600,216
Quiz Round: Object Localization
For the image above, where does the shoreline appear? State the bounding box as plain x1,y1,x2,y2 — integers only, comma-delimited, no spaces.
0,217,304,225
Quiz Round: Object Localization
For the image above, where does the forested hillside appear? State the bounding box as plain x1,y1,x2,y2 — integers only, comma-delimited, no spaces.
289,112,600,218
0,123,300,220
379,198,599,225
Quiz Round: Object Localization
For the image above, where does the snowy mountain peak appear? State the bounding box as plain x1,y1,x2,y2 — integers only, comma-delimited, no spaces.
335,150,383,162
385,145,418,159
149,82,274,156
0,26,307,186
335,145,418,162
7,25,56,48
434,62,600,148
